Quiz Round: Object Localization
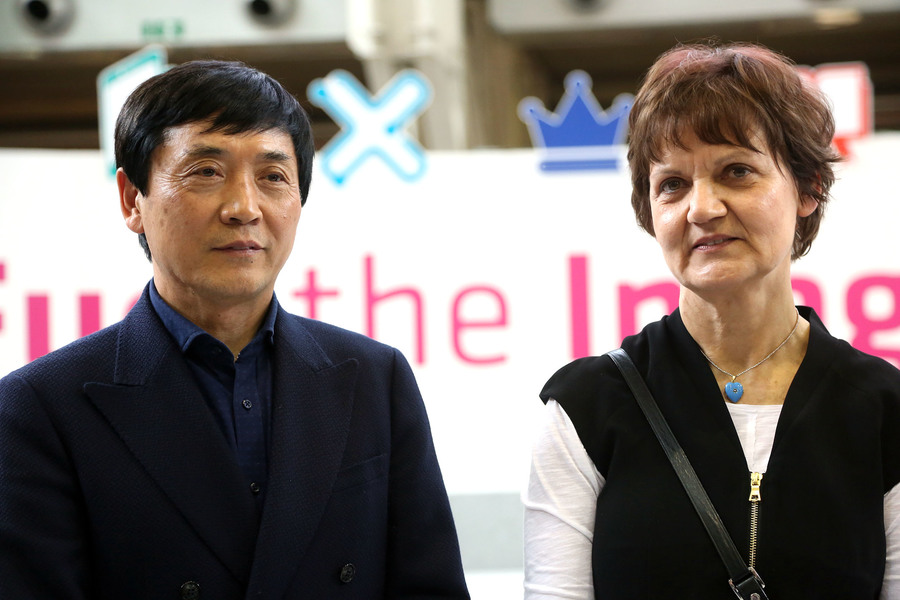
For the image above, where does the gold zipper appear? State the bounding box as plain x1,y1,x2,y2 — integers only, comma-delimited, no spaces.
748,471,763,568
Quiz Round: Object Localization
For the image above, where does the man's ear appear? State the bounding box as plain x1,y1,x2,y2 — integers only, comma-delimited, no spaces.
117,168,144,234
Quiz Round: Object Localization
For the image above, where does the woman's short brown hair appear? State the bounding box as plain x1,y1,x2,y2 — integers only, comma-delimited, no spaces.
627,41,841,259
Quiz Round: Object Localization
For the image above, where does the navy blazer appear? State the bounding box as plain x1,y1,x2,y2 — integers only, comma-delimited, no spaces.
0,287,469,599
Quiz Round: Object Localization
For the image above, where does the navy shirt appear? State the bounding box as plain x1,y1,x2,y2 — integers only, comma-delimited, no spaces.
149,281,275,510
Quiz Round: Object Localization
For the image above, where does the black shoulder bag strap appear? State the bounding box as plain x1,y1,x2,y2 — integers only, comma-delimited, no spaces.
607,348,770,600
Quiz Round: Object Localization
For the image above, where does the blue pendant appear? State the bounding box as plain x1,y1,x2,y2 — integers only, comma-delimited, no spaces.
724,381,743,402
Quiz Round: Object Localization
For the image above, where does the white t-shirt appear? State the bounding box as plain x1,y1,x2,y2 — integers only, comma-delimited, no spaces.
523,399,900,599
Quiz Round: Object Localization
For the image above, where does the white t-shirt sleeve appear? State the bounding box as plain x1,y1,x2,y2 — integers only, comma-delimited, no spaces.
882,483,900,599
523,399,604,599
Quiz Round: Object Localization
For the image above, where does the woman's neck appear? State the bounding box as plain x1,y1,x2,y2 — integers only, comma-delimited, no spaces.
679,287,800,377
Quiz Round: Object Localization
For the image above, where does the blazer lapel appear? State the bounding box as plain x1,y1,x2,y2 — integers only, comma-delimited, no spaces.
246,312,359,599
84,291,258,586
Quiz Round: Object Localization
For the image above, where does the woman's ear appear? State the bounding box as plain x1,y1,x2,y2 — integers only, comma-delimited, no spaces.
117,168,145,234
798,194,819,218
797,174,822,218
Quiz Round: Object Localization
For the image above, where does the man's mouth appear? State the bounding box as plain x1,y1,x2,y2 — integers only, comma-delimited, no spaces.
217,241,262,251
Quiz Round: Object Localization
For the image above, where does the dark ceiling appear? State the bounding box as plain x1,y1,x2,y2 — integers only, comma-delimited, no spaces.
1,6,898,151
507,12,900,133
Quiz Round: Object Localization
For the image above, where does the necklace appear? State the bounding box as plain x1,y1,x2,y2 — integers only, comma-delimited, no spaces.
700,309,800,403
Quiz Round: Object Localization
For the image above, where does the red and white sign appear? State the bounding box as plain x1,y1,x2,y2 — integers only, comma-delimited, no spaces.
798,61,874,157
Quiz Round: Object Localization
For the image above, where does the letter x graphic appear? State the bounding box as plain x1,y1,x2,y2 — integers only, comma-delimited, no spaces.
308,69,433,185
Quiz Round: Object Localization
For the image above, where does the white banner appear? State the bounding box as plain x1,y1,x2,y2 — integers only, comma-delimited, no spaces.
2,136,899,594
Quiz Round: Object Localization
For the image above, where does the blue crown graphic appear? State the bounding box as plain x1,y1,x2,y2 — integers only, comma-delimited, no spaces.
518,70,632,171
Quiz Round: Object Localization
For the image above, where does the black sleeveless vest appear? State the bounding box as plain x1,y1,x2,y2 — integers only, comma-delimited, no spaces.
541,307,900,599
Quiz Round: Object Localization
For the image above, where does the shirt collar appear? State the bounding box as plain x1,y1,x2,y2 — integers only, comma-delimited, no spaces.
149,279,278,354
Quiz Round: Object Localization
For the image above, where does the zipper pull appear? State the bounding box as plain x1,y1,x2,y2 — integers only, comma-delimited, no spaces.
749,471,763,502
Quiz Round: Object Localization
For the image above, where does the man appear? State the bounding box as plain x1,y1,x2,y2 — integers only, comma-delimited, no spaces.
0,60,469,599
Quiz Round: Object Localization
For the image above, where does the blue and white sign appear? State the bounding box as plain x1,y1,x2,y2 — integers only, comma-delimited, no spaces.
519,70,632,172
307,69,433,185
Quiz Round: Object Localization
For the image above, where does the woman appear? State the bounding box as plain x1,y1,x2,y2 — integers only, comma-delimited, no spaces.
523,42,900,599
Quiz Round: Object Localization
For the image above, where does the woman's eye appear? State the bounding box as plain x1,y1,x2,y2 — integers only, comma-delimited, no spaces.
659,179,682,194
729,165,751,178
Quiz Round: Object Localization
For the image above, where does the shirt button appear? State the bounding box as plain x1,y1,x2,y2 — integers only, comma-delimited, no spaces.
180,580,200,599
242,398,252,410
250,482,261,494
339,563,356,583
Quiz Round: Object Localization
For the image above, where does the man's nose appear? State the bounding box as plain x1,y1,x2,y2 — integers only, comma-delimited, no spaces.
220,175,262,224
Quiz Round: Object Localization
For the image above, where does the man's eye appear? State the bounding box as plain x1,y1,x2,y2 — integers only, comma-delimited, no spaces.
196,167,217,177
266,173,286,182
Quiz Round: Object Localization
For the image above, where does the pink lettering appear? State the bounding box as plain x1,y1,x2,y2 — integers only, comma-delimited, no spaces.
618,282,679,339
847,275,900,365
365,254,425,364
27,294,49,361
451,286,508,365
80,294,101,337
293,269,339,319
791,276,824,318
569,255,591,359
126,294,141,314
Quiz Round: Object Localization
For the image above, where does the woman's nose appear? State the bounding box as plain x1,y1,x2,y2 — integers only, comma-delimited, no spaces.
687,181,727,224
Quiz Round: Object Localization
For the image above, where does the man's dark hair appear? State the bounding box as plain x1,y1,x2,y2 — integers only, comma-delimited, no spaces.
114,59,315,261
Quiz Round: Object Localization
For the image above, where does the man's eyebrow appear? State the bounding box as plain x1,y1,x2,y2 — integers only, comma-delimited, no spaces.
260,150,294,163
179,146,293,163
183,145,225,159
